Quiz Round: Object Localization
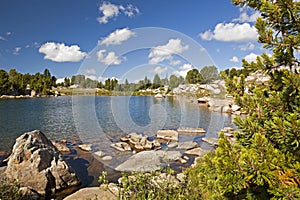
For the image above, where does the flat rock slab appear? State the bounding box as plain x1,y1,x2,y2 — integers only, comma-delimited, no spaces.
177,128,206,135
78,144,93,152
177,141,198,150
185,147,211,157
63,187,117,200
115,150,182,172
157,130,178,141
155,150,182,161
202,137,219,146
115,150,161,172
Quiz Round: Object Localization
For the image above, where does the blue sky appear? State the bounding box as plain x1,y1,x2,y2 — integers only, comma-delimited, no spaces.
0,0,264,82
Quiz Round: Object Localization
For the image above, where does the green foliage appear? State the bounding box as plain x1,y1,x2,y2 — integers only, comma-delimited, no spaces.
200,65,219,83
184,0,300,199
185,69,204,84
169,74,184,89
0,178,24,200
0,68,56,95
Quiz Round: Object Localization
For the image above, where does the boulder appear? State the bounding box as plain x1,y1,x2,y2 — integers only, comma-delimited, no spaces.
63,186,117,200
78,144,92,152
157,130,178,141
51,140,70,153
231,105,240,112
115,150,161,172
202,137,219,147
101,156,113,161
222,106,232,113
110,142,131,152
167,142,178,148
94,151,106,157
5,130,80,197
176,141,198,150
177,127,206,135
156,150,182,161
185,147,211,157
115,150,182,172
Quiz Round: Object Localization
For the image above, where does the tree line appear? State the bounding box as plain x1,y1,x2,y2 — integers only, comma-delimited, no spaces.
0,65,220,96
0,68,56,95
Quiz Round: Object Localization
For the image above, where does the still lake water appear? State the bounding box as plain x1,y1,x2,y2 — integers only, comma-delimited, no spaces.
0,96,234,152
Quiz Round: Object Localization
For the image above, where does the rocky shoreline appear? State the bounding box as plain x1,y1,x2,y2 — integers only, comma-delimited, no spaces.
0,126,236,199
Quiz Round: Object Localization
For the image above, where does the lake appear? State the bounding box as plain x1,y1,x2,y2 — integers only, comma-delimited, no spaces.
0,96,234,152
0,95,235,186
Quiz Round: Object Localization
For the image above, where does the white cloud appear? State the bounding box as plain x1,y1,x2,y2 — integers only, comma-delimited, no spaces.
97,2,120,24
0,36,5,41
97,1,139,24
153,66,168,74
230,56,239,63
240,42,255,51
170,59,181,66
244,52,259,63
39,42,86,62
13,47,21,55
6,32,12,36
97,49,123,65
148,38,189,64
199,31,213,41
199,23,258,42
174,63,193,77
233,7,260,23
99,28,135,46
122,4,140,17
85,75,98,81
85,69,96,75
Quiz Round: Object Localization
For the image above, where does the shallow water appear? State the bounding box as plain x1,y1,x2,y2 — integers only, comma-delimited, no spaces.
0,95,234,186
0,96,233,151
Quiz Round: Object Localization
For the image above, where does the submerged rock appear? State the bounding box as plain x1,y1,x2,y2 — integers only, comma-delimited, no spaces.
51,140,70,153
5,130,81,197
184,147,211,157
202,137,219,147
78,144,93,152
157,130,178,141
176,141,198,150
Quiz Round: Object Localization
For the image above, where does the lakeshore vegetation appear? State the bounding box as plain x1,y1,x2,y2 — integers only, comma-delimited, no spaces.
0,65,219,96
101,0,300,199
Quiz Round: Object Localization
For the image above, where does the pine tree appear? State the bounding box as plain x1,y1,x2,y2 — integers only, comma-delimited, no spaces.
186,1,300,199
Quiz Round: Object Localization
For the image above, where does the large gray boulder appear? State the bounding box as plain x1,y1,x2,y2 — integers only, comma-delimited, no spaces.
5,130,81,197
115,150,182,172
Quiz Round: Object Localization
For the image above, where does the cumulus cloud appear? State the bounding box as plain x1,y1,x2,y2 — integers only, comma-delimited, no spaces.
0,36,5,41
97,1,139,24
240,42,255,51
244,52,259,63
230,56,239,63
97,49,123,65
39,42,87,62
173,63,193,77
13,47,21,55
148,39,189,64
199,23,258,42
233,7,260,23
121,4,140,17
153,66,168,74
85,69,96,75
99,27,135,46
170,59,181,66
